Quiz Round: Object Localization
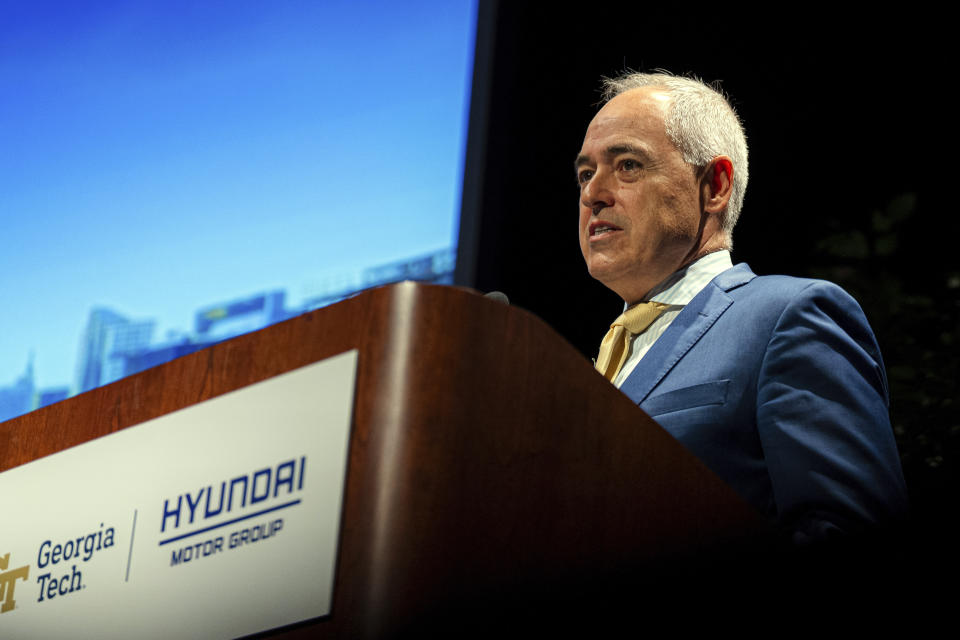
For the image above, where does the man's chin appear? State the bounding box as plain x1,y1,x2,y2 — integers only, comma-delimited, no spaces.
588,265,656,303
587,265,628,297
586,254,628,280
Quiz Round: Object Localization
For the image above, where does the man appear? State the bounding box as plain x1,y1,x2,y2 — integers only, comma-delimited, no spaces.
576,72,907,542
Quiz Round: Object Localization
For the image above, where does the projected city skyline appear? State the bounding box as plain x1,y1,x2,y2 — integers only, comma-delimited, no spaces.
0,247,455,423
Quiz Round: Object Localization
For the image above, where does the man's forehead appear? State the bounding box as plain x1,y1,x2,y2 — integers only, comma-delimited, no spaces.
578,88,671,160
589,87,670,131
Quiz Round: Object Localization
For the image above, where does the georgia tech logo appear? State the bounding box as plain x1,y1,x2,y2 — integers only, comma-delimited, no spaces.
0,552,30,614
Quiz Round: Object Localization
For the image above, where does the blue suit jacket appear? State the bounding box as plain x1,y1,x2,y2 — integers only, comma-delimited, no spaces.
620,264,908,541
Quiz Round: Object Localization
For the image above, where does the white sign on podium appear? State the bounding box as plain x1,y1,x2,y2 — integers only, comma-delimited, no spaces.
0,350,357,639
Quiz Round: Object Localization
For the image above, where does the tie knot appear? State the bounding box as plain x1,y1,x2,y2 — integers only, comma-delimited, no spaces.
614,301,670,335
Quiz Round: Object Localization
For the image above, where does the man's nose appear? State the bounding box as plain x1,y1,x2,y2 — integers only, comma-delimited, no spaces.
581,169,614,213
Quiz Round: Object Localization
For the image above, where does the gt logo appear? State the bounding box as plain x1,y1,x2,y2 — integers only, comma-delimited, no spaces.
0,553,30,613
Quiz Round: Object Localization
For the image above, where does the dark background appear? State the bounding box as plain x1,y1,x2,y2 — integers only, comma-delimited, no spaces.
461,2,957,560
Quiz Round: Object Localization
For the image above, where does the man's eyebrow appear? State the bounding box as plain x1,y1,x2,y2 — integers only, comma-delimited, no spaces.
574,144,650,171
606,143,649,159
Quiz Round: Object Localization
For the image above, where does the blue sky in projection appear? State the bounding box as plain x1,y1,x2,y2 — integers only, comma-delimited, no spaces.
0,1,475,389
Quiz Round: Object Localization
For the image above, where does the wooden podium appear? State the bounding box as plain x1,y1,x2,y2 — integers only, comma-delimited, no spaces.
0,282,769,637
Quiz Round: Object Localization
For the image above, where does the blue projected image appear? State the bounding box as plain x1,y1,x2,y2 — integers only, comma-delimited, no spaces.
0,0,476,422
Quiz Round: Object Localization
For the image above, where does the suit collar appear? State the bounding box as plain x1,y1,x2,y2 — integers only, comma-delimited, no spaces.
712,262,756,292
618,263,756,404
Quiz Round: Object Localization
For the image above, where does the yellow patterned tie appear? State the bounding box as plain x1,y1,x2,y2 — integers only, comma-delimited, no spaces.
595,302,670,381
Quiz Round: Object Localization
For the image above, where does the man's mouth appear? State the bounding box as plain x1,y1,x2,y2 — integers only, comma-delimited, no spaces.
589,221,622,238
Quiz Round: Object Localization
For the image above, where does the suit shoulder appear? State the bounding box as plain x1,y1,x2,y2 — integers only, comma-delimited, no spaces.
717,272,874,342
728,272,861,310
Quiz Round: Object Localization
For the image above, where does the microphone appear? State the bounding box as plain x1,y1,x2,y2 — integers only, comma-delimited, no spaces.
483,290,510,305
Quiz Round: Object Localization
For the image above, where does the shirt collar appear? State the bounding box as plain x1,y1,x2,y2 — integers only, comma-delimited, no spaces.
633,250,733,307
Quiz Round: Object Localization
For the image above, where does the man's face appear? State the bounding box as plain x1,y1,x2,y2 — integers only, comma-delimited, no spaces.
576,87,705,303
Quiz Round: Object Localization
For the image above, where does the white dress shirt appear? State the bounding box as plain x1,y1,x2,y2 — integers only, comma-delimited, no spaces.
612,250,734,388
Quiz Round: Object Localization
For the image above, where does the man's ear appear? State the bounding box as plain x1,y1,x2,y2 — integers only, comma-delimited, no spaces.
702,156,733,214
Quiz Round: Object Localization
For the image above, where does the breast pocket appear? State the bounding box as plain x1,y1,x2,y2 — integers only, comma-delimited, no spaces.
641,379,730,417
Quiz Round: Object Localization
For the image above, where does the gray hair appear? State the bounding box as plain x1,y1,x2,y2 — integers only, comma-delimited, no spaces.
602,71,749,243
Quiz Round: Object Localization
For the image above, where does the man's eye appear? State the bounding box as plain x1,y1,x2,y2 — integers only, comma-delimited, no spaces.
620,159,641,171
577,170,594,185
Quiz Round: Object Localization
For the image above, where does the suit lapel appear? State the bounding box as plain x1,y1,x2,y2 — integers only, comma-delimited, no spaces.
619,263,757,405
